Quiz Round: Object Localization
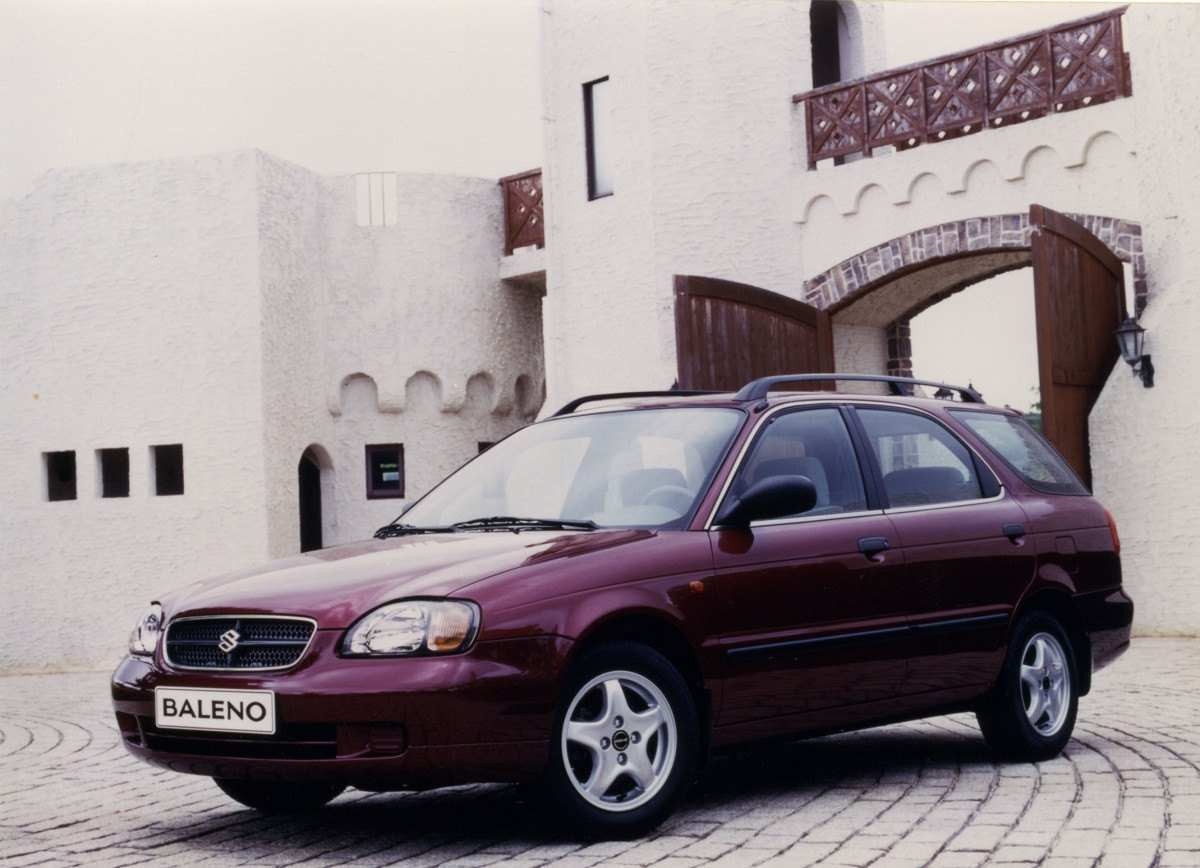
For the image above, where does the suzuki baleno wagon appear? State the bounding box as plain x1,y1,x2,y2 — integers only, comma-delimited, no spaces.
112,374,1133,837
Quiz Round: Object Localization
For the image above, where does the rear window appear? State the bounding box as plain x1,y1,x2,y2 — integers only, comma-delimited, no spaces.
952,411,1087,495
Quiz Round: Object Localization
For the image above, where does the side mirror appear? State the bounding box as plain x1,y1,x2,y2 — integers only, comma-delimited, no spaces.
715,475,818,528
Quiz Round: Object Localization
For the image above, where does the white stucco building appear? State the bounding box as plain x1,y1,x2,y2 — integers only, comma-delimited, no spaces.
3,1,1199,670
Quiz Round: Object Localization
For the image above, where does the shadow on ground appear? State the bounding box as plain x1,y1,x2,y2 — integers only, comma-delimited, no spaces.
150,722,998,845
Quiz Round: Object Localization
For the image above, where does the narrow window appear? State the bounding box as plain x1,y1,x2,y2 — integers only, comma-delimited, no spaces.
152,444,184,496
810,1,844,88
584,77,613,199
45,451,77,501
478,441,495,454
98,448,130,498
366,444,405,499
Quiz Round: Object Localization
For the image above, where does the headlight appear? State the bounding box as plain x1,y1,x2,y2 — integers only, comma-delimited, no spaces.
128,603,164,656
342,600,479,656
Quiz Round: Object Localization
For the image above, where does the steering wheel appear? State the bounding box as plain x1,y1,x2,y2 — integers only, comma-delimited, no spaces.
640,484,694,516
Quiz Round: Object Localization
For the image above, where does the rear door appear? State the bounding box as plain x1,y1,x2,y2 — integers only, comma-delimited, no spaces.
850,405,1036,697
706,404,911,737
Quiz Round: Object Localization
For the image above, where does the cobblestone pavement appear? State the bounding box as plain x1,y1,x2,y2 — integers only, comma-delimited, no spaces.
2,639,1198,868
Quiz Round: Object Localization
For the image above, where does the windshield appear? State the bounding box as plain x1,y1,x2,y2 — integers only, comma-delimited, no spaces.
399,407,744,530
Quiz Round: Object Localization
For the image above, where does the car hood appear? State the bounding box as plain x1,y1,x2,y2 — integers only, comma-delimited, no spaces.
162,529,655,628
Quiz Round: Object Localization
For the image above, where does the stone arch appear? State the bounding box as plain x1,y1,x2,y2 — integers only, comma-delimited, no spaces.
804,212,1145,389
514,373,544,419
805,212,1146,320
339,373,379,414
404,370,443,413
329,371,402,415
463,371,500,416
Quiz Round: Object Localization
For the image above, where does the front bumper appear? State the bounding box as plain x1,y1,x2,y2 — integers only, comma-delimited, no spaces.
111,631,569,789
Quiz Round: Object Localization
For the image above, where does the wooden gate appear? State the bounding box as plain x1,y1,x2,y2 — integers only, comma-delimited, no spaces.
674,275,834,391
1031,204,1126,488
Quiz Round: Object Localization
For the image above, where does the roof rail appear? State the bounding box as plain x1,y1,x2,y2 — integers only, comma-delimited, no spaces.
552,390,722,417
734,374,985,404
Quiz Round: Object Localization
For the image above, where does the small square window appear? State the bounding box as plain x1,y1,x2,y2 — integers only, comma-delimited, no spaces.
98,448,130,498
44,451,77,501
366,444,404,499
152,444,184,496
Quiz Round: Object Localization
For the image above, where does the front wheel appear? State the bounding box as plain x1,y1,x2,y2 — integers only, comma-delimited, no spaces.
977,612,1079,761
547,641,699,838
214,778,344,813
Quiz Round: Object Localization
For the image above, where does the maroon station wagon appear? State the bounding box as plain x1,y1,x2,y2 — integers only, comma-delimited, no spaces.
112,374,1133,837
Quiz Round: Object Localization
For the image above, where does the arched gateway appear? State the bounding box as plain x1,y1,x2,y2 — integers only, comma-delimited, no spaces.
674,205,1144,486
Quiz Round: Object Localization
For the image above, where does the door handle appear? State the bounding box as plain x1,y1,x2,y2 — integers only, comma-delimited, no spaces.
858,536,890,561
1003,523,1026,542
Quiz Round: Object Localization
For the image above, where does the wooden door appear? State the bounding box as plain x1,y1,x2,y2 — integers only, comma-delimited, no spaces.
1030,205,1126,488
674,275,834,391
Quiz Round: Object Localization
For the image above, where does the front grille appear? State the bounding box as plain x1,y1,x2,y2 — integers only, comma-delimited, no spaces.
138,717,337,759
164,616,316,671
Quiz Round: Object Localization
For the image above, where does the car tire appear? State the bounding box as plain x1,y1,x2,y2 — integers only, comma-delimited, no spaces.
546,641,700,839
977,611,1080,761
214,778,345,813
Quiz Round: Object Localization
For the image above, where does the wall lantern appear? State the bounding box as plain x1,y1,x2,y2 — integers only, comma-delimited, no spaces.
1115,316,1154,388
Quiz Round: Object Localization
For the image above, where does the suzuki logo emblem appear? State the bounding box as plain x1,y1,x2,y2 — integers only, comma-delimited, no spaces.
218,629,241,654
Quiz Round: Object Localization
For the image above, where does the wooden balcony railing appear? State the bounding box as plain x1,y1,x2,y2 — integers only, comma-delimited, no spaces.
794,7,1132,170
500,169,544,255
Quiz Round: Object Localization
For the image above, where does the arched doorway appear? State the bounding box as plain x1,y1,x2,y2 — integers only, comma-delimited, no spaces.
298,446,329,552
809,205,1143,486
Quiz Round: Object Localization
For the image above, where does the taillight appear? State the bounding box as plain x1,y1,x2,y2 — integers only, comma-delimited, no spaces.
1104,508,1121,555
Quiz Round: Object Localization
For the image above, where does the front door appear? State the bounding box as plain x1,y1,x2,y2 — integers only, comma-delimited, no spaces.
1030,204,1127,488
851,405,1036,697
706,405,910,740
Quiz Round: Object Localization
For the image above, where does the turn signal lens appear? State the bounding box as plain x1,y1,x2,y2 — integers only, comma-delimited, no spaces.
1105,508,1121,556
342,600,480,656
128,603,164,656
427,604,475,652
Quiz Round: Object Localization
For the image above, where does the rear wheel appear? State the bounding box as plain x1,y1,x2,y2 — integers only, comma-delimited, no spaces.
977,612,1079,761
547,641,699,838
214,778,344,813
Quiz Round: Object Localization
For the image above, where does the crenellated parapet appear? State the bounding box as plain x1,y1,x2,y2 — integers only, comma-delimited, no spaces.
326,369,544,420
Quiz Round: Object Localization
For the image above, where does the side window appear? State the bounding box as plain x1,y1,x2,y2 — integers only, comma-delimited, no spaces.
736,408,867,517
857,408,983,508
951,410,1087,495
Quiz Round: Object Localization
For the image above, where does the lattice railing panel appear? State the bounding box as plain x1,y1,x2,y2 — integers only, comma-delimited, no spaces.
795,7,1131,169
500,169,544,256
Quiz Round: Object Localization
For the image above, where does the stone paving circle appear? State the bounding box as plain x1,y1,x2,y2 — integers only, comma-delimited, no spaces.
1,638,1198,867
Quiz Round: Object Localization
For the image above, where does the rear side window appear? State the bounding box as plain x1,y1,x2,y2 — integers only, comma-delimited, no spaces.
952,410,1087,495
736,408,868,517
857,408,983,508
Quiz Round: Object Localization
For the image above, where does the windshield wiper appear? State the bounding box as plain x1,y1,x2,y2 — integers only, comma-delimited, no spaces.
373,522,454,539
451,516,598,532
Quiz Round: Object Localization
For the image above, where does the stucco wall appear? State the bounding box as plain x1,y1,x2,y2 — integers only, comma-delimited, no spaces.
1089,3,1200,636
540,0,811,412
316,169,545,547
0,152,270,671
1,151,546,670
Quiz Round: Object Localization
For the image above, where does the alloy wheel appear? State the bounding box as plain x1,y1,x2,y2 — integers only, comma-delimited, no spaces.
1020,631,1072,736
560,669,677,812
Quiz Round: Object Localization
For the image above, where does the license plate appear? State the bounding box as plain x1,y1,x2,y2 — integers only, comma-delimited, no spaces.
154,687,276,735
